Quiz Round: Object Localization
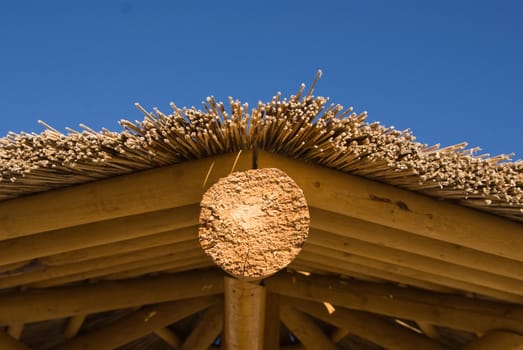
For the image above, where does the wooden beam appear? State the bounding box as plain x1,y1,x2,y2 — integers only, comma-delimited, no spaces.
42,225,198,266
258,151,523,262
264,271,523,334
0,269,224,324
285,297,451,350
279,303,338,350
264,292,280,350
308,228,523,299
0,151,252,239
0,331,29,350
302,242,523,303
224,277,266,350
0,240,203,289
154,327,181,349
0,205,199,267
53,296,219,350
181,302,224,350
463,331,523,350
64,314,86,339
309,207,523,282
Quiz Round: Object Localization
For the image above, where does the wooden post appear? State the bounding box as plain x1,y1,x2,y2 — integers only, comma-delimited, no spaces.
224,277,266,350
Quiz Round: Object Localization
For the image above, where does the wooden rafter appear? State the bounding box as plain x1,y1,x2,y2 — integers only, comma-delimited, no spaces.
264,292,280,350
53,296,219,350
308,228,523,297
293,254,457,293
180,301,224,350
32,255,211,288
258,151,523,262
309,207,523,282
284,297,450,350
279,303,338,350
0,270,224,324
154,327,181,349
41,225,198,266
302,242,523,303
0,241,202,288
98,258,212,281
0,331,29,350
0,205,199,267
64,314,87,339
463,331,523,350
265,271,523,334
0,151,252,239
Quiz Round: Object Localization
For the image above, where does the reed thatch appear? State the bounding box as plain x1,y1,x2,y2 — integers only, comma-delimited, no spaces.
1,72,522,221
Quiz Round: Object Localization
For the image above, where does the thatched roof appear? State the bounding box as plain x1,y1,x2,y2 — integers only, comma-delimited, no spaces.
1,81,522,221
2,78,523,349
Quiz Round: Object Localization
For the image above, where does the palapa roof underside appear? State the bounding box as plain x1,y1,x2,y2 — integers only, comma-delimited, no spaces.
1,78,523,350
1,83,522,221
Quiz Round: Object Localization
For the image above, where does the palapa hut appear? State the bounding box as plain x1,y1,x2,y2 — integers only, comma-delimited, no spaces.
1,73,523,349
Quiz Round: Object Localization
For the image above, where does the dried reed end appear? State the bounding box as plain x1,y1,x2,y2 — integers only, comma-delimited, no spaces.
199,168,309,280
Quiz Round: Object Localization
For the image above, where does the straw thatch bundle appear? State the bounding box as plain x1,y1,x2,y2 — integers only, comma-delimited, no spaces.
1,72,522,221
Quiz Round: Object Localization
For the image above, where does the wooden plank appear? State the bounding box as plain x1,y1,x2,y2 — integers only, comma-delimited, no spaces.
30,253,211,288
285,297,451,350
258,151,523,262
0,205,199,267
0,331,30,350
181,302,224,350
224,277,266,350
0,269,224,324
265,271,523,334
264,292,281,350
463,331,523,350
310,207,523,282
0,240,203,288
0,151,252,239
304,229,523,301
279,303,338,350
53,296,219,350
42,225,198,266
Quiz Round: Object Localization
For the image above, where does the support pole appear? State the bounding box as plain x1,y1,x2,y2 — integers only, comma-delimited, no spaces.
224,277,266,350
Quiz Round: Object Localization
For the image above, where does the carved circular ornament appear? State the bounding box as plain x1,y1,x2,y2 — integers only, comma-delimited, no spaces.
199,168,310,280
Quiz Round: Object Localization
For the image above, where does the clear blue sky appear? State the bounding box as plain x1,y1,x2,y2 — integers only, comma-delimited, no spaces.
1,1,522,159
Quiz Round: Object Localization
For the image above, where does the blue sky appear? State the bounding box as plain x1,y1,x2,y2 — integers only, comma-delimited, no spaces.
1,1,522,159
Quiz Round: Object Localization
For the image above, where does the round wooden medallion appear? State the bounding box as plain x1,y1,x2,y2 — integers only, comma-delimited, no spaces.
199,168,309,280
